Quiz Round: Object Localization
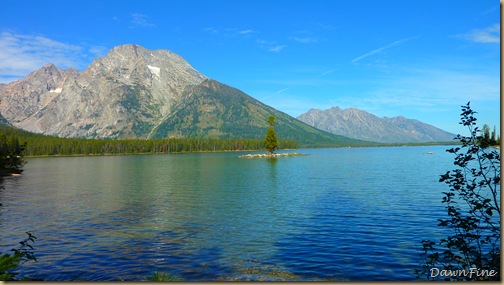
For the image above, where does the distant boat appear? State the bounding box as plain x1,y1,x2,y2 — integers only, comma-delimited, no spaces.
426,152,434,154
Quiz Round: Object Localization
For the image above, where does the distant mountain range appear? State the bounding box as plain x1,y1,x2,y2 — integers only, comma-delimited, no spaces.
0,44,369,147
297,107,456,143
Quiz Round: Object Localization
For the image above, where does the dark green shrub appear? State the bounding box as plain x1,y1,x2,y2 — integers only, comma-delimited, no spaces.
146,271,183,281
0,133,26,175
0,232,37,281
415,102,500,281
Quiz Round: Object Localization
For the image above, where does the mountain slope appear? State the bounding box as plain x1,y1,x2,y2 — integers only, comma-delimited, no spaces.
0,44,372,147
0,44,207,139
297,107,455,143
150,79,371,146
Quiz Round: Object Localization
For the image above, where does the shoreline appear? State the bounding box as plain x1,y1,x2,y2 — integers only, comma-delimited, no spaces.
22,143,466,159
23,149,280,158
0,173,22,178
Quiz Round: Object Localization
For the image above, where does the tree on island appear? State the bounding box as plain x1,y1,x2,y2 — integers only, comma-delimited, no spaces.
264,116,278,155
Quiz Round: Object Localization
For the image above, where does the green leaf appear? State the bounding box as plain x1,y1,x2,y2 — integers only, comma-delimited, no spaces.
486,208,493,216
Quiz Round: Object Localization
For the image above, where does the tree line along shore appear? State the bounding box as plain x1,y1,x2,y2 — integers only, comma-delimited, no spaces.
0,124,298,159
0,117,499,162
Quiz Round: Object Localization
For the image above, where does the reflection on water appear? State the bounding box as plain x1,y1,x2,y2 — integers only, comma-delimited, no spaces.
0,147,454,281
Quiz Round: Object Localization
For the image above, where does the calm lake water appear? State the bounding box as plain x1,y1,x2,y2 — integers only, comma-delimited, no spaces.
0,146,457,281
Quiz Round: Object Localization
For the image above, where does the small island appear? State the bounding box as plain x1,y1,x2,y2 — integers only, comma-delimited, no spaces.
239,116,307,158
239,152,308,158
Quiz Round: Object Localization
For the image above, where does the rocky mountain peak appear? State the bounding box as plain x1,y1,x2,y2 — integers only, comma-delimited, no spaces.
328,106,342,112
64,67,80,77
111,44,142,56
0,44,210,138
6,63,69,95
84,44,206,87
297,107,455,143
0,44,363,147
106,44,154,65
108,44,183,63
39,63,59,73
28,64,62,82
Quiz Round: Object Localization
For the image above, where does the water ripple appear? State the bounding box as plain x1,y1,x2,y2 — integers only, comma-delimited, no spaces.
0,147,455,281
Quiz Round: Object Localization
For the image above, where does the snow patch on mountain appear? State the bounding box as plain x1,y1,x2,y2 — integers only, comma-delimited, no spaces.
49,88,62,93
147,65,160,78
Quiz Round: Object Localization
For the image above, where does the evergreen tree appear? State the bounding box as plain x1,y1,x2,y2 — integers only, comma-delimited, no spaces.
481,124,491,146
491,125,496,144
264,115,278,155
0,133,26,174
478,124,498,147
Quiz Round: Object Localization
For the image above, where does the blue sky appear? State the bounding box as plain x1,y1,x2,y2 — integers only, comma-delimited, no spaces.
0,0,500,135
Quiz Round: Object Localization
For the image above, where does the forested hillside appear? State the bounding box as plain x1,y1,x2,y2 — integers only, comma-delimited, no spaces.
151,80,375,147
0,125,297,156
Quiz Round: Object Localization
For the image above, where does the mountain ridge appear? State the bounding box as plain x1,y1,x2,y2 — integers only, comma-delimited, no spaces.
297,107,455,143
0,44,371,147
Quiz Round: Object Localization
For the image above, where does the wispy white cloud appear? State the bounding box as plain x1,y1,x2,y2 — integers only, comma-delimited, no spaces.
344,66,499,110
321,69,335,76
238,29,256,35
349,68,499,132
455,23,500,43
256,39,287,52
204,27,257,37
289,36,318,43
131,13,156,28
481,5,499,15
253,76,360,87
0,32,82,77
316,22,336,31
268,45,287,52
261,87,292,100
0,32,106,83
253,61,498,132
203,27,219,34
275,87,291,94
351,37,416,63
204,27,286,52
261,96,320,117
88,45,108,57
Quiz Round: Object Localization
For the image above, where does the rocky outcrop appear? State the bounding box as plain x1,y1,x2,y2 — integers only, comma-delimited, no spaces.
238,152,307,158
0,44,207,138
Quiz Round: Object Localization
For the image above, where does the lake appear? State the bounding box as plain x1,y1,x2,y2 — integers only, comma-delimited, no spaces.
0,146,456,281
